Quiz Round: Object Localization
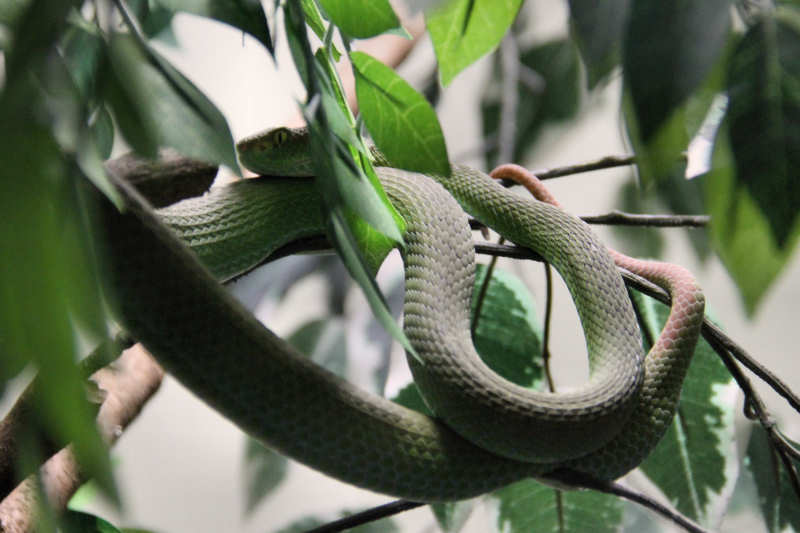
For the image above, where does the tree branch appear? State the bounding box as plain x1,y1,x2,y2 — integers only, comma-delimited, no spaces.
0,333,132,499
0,346,164,533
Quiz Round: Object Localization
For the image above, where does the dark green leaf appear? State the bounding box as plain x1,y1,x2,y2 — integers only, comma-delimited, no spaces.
392,383,433,416
747,425,800,532
470,265,543,388
90,105,115,160
61,19,105,101
317,0,400,39
430,500,475,532
567,0,630,88
284,0,412,358
300,0,340,61
0,73,117,502
623,0,732,142
492,480,623,532
727,8,800,246
704,122,800,314
393,263,543,414
427,0,524,86
242,437,288,514
635,293,738,524
104,32,238,171
350,50,450,177
288,319,348,377
301,0,326,38
1,0,74,78
157,0,273,53
481,39,580,169
327,208,414,356
60,510,122,533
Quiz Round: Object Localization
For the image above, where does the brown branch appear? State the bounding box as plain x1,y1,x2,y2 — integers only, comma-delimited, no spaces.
531,155,636,180
0,333,132,499
0,345,164,533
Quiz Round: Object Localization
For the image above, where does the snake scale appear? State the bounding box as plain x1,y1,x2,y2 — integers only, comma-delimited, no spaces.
90,127,705,501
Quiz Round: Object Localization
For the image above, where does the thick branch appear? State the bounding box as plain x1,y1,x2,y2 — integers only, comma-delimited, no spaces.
0,346,164,533
0,334,132,498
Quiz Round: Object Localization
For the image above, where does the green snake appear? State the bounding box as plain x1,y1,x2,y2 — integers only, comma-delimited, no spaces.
91,127,705,501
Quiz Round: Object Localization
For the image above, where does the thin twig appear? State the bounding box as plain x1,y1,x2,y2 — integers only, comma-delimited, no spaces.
542,263,556,393
304,500,424,533
470,212,708,231
471,238,504,336
580,211,709,228
702,320,800,415
556,474,710,533
531,155,636,180
620,269,800,503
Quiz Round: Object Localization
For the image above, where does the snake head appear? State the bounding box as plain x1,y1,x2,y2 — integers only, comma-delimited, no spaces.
236,126,314,177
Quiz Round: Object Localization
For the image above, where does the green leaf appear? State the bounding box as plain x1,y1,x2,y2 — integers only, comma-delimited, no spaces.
430,500,475,533
567,0,630,88
704,122,800,314
288,319,348,377
327,208,414,356
623,0,732,142
481,39,581,169
393,264,543,411
1,0,73,78
90,105,115,160
301,0,326,38
156,0,273,53
0,77,117,502
747,425,800,532
104,32,238,171
392,383,433,416
470,265,544,388
317,0,400,39
242,437,288,514
300,0,340,61
128,0,174,38
634,293,738,525
726,8,800,247
285,0,412,359
427,0,524,86
60,511,122,533
491,480,623,532
350,50,450,177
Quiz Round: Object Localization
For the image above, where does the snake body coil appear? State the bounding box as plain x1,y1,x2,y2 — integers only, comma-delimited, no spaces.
91,129,705,501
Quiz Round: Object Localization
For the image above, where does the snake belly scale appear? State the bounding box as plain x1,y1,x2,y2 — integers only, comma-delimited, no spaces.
90,128,704,501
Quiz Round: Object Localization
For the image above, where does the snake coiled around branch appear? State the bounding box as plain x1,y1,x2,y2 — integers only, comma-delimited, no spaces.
89,128,704,501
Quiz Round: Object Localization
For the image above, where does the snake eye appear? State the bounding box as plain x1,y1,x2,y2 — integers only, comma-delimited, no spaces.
273,128,288,146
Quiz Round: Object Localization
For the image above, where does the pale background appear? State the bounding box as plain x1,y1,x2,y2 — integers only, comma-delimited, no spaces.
53,1,800,531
